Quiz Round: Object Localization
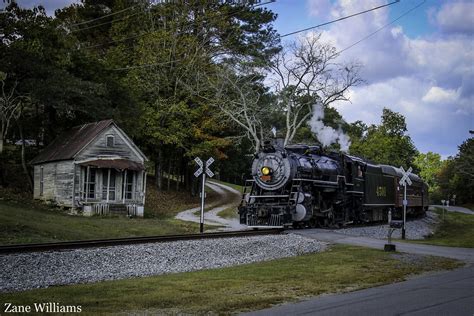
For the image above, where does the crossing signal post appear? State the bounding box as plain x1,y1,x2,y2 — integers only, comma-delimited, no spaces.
399,166,412,240
194,157,214,233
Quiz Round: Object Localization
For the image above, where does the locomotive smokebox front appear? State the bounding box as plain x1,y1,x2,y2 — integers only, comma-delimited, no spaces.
252,151,296,190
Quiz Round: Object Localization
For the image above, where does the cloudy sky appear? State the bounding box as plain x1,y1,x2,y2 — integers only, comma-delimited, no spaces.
2,0,473,157
269,0,473,158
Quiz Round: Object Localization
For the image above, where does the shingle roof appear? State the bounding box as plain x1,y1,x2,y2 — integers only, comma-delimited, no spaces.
30,119,114,165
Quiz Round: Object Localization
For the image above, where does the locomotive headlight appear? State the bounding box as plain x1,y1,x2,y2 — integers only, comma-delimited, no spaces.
261,166,271,175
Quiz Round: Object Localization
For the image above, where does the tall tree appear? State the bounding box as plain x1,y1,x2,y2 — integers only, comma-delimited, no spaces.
413,152,445,193
197,65,275,153
0,72,27,154
125,1,280,189
349,108,418,168
269,34,362,146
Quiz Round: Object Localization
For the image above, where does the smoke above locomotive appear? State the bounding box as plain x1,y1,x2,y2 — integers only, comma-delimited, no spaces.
239,139,428,228
308,103,351,152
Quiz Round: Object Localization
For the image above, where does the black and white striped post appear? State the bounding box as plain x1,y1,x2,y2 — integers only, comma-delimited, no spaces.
399,166,412,240
194,157,214,233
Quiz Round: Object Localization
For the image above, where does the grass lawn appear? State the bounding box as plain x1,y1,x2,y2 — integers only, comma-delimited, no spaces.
0,245,460,315
210,179,244,193
408,208,474,248
0,200,210,245
218,205,239,219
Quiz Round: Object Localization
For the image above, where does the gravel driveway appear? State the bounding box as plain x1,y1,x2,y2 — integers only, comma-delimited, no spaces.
330,211,439,240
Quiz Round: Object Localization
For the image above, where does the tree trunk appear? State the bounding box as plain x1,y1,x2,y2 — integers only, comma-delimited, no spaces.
167,160,171,191
0,136,3,155
18,121,33,192
175,162,180,191
155,146,163,191
185,164,190,191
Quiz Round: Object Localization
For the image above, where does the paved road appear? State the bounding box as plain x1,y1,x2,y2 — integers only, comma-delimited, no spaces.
242,230,474,316
244,266,474,316
430,205,474,215
295,229,474,262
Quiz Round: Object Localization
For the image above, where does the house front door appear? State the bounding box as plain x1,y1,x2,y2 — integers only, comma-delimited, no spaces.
102,169,116,202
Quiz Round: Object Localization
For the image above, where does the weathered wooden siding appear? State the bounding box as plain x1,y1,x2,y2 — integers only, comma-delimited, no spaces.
75,126,143,163
33,161,74,207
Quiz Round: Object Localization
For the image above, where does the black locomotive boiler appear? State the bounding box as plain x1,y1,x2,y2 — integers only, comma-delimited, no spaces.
238,140,429,228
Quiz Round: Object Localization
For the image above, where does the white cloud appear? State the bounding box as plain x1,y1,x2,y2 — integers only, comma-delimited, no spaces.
435,1,474,34
305,0,474,156
307,0,332,18
422,86,458,103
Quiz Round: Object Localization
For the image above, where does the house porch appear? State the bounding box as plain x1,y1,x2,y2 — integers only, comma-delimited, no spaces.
73,158,147,216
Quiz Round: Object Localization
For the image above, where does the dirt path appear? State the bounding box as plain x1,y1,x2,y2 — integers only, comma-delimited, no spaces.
174,181,247,231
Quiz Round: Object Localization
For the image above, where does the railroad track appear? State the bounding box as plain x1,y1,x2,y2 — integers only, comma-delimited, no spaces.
0,229,284,254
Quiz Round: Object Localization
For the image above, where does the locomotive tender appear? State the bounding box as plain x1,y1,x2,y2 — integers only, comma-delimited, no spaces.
239,139,428,228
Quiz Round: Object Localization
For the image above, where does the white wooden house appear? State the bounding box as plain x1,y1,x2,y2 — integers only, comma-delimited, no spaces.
30,120,148,216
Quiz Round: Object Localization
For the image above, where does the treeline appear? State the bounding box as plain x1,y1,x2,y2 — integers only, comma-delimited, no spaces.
0,0,282,192
0,1,471,205
414,139,473,205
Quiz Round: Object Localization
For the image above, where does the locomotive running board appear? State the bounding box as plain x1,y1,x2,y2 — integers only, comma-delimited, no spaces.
249,195,290,198
247,226,284,229
293,178,339,185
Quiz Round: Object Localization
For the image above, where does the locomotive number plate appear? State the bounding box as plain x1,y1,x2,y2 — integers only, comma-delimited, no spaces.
376,186,387,197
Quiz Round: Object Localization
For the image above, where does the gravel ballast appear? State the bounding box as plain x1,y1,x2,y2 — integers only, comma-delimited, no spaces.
332,211,439,240
0,234,327,293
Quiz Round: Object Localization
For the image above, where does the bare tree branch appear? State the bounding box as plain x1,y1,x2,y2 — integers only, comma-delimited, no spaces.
269,34,363,145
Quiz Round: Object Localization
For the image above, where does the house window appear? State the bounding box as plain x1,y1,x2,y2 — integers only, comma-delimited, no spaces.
39,166,44,196
106,135,114,147
83,168,97,199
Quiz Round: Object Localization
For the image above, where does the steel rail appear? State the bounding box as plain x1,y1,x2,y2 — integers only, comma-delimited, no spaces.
0,229,284,254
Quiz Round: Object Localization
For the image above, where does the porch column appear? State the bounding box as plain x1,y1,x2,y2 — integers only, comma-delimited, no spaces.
71,163,76,208
106,168,111,203
132,171,136,202
142,171,147,205
123,170,127,203
85,166,90,203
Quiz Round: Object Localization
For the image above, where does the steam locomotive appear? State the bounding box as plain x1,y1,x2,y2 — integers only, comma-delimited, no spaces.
238,139,428,228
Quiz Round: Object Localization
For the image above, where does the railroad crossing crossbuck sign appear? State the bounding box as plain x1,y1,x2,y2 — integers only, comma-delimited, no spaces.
194,157,214,233
194,157,214,178
399,166,412,240
399,166,412,187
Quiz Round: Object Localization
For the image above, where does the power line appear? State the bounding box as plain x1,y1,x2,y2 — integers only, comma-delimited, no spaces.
70,4,139,27
72,10,141,33
280,0,400,38
79,0,275,49
107,1,424,72
338,0,426,55
111,59,181,71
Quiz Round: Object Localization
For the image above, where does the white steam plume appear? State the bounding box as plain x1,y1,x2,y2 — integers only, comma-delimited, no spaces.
308,103,351,152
